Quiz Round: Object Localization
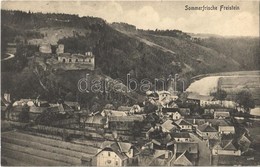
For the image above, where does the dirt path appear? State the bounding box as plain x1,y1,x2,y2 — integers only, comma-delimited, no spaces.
1,53,15,61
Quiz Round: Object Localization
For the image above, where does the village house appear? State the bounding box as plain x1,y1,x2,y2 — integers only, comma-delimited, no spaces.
57,52,95,70
150,135,175,150
106,115,145,140
108,115,144,131
172,111,182,120
174,119,193,131
186,119,206,129
209,119,235,135
13,99,35,107
212,139,241,156
196,122,219,140
186,118,235,135
214,109,230,119
162,108,182,120
157,91,171,102
171,132,191,142
218,126,235,134
117,105,142,115
173,142,199,162
169,150,194,166
95,141,139,166
81,114,106,129
161,120,178,133
137,148,173,166
186,93,214,107
237,133,251,153
101,109,128,117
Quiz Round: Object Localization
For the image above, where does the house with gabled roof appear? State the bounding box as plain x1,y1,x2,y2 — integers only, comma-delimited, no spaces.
196,122,219,140
150,134,175,150
214,111,230,119
212,139,241,156
95,141,139,166
187,93,214,106
170,150,194,166
173,142,199,162
237,133,251,153
160,120,178,133
138,148,173,166
208,119,235,135
81,114,106,128
174,119,193,131
171,132,191,142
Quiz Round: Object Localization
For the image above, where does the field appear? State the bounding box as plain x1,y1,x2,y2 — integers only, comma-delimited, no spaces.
1,131,100,166
187,71,260,105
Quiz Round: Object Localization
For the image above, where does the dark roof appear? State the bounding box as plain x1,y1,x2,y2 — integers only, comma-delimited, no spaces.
109,115,144,122
97,141,134,160
209,139,220,149
175,143,198,154
172,132,190,138
186,119,206,125
208,119,231,126
161,120,177,131
147,92,159,98
162,108,179,113
85,114,105,125
221,140,238,151
198,123,218,132
173,151,193,166
175,119,192,126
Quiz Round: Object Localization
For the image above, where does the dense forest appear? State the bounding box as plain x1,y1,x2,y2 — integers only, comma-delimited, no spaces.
1,9,259,104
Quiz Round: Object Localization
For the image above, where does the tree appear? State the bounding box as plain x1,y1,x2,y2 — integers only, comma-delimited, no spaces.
235,90,255,112
210,89,227,104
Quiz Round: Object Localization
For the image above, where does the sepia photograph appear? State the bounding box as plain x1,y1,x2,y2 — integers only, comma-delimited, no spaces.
1,0,260,166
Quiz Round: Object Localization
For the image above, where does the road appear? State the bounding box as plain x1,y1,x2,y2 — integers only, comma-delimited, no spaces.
1,53,15,61
190,133,211,166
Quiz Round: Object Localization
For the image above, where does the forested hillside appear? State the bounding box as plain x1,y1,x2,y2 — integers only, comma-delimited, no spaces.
1,10,259,104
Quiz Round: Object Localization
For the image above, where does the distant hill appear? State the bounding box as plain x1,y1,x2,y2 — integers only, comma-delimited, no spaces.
1,10,259,103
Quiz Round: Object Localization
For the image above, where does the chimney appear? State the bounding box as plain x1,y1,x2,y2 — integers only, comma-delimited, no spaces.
193,119,196,124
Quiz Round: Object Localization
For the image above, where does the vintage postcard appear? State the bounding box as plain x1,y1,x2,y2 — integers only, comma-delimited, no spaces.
1,0,259,166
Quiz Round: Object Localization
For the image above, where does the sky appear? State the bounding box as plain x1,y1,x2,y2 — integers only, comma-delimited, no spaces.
1,0,259,36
